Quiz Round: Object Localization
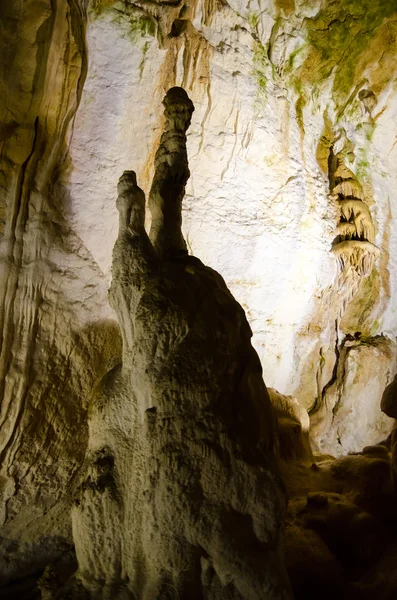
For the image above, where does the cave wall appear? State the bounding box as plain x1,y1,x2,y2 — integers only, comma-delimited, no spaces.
2,0,397,587
0,0,120,583
63,0,397,453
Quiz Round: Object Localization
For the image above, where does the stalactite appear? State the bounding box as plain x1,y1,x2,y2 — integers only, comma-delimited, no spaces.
329,153,379,316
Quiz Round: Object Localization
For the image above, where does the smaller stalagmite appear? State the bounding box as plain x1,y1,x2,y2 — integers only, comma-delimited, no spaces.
67,88,292,600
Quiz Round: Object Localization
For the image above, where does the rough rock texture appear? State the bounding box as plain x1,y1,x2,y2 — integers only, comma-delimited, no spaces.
0,0,120,591
283,438,397,600
70,88,291,599
268,388,312,462
330,155,379,302
2,0,397,596
311,335,397,455
60,0,397,456
265,377,397,598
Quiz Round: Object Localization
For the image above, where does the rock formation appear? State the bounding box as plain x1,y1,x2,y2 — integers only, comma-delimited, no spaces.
381,374,397,420
268,388,312,463
283,443,397,600
0,3,120,596
330,152,379,311
308,145,393,455
310,334,397,456
55,0,397,456
265,375,397,599
70,88,291,600
3,1,397,598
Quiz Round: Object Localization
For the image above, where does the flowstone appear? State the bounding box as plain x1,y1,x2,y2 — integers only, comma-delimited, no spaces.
69,88,292,600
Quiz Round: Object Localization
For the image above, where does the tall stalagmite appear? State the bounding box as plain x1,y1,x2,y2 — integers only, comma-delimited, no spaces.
70,88,292,600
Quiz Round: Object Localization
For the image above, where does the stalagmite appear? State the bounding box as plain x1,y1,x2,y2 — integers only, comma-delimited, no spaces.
68,88,292,600
3,2,397,597
268,388,312,463
148,87,193,257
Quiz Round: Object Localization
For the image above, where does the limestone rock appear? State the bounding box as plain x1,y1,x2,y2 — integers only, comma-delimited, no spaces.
282,432,396,599
70,88,292,599
359,89,378,115
56,0,397,456
268,388,312,462
3,0,397,594
310,336,397,456
0,0,121,589
381,374,397,419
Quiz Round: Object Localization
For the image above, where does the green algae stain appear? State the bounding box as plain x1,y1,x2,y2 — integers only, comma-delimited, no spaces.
247,12,272,98
139,41,150,80
284,46,306,75
295,94,306,137
111,10,156,41
298,0,397,106
253,39,269,94
92,0,156,40
130,14,156,39
91,0,117,15
247,12,260,31
370,318,382,337
355,145,371,182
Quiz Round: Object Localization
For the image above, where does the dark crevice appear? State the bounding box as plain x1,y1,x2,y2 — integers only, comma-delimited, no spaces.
170,18,188,37
310,319,340,417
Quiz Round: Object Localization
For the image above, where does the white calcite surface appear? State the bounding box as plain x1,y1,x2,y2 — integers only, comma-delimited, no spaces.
63,0,397,454
311,337,397,456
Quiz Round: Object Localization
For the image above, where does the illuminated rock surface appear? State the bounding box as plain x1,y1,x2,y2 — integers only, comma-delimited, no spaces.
2,0,397,598
62,0,397,450
69,88,291,599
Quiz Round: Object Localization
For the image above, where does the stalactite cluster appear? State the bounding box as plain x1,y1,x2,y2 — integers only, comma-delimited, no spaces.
330,155,379,313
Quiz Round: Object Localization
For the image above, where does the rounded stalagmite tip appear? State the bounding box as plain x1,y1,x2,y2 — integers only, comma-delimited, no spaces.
163,86,194,129
118,170,138,196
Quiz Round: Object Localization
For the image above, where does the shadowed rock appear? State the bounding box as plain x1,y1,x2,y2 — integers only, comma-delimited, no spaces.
69,88,292,600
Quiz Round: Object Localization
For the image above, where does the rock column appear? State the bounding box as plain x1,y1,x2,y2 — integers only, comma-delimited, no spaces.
71,88,291,600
